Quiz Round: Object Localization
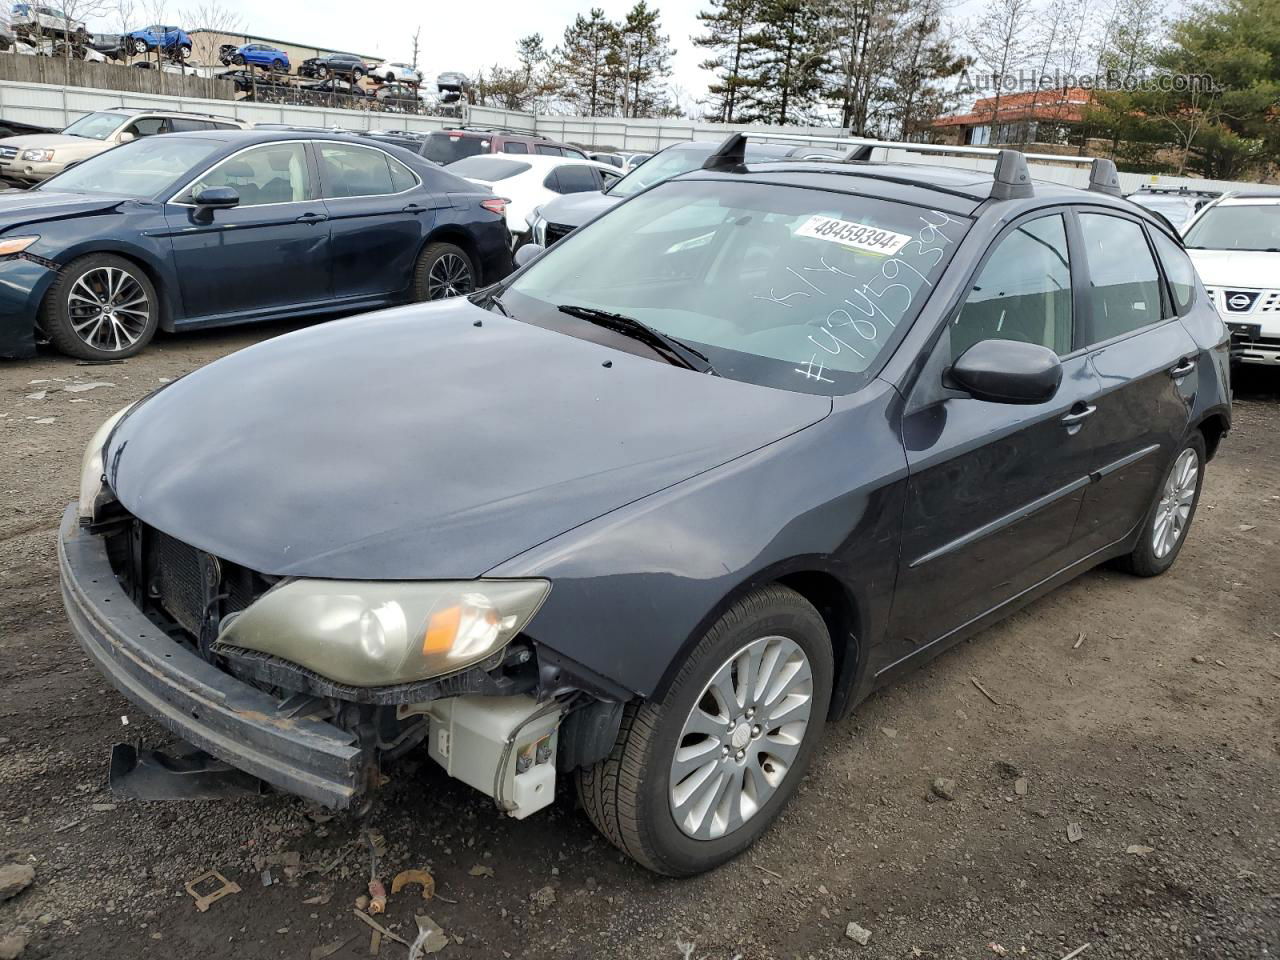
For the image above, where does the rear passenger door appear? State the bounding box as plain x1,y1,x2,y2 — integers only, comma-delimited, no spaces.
1068,210,1199,554
316,141,429,298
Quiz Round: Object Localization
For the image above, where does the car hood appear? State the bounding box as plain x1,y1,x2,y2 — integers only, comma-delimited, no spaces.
0,189,127,229
1187,248,1280,288
539,189,622,228
106,299,831,580
0,133,99,150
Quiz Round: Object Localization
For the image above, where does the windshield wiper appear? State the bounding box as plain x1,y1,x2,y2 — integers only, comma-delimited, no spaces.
470,287,511,317
556,304,717,374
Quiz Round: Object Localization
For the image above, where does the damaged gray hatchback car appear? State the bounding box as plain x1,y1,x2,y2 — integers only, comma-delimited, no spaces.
60,135,1231,876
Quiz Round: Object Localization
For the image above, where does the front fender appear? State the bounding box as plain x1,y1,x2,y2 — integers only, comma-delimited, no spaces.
487,382,908,706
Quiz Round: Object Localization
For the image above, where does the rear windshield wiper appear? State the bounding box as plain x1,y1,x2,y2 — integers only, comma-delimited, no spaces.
556,304,717,375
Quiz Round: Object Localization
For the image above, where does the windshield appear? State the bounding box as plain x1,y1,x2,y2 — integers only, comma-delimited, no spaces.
61,111,127,140
607,146,710,198
423,132,486,165
1183,203,1280,251
37,136,220,198
505,179,969,395
1129,194,1199,228
445,157,530,181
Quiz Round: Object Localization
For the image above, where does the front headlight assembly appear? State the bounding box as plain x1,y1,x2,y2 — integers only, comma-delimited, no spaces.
78,403,136,520
218,579,551,687
20,148,54,162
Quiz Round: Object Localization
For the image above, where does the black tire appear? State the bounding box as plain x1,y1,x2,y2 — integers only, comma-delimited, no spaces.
39,254,159,360
232,53,245,66
130,37,147,55
412,242,475,300
272,59,285,72
1116,431,1207,577
316,64,329,78
178,43,192,60
352,67,364,80
577,585,834,876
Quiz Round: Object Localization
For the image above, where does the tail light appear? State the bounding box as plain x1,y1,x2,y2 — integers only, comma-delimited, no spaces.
480,197,509,216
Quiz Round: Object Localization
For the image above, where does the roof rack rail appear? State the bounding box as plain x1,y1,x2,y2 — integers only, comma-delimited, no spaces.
702,130,1106,200
1087,158,1122,197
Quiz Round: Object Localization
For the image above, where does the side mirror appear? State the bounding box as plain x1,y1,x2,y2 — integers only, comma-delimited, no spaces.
513,243,544,268
116,130,135,143
948,339,1062,404
192,185,240,210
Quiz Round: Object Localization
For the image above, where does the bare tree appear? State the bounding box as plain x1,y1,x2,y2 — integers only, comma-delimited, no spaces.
410,26,421,71
181,1,242,66
965,0,1036,144
56,0,106,78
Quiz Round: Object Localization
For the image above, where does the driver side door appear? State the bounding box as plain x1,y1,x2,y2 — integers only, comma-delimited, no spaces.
880,212,1104,674
164,141,332,322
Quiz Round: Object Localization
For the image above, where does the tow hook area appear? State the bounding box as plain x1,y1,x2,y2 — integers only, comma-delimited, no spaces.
399,696,563,819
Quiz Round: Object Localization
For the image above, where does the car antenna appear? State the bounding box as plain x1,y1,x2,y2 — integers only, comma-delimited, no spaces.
702,132,748,171
989,149,1033,201
1087,157,1123,197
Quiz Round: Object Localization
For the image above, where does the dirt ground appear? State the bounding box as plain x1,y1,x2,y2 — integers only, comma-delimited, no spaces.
1,321,1277,960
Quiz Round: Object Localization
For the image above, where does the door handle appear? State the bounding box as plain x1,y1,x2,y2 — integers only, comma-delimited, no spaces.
1061,403,1097,425
295,212,328,224
402,203,426,214
1169,357,1197,378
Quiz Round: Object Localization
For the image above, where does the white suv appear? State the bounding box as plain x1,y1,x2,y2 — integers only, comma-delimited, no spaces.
370,61,422,84
1183,194,1280,367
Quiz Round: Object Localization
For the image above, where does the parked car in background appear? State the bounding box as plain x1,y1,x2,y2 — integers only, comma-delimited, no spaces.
623,151,652,169
0,130,513,360
299,77,371,103
525,138,838,248
446,153,621,244
57,141,1229,877
0,7,14,49
434,71,468,102
298,51,368,80
589,151,626,169
374,83,425,109
86,31,127,59
221,42,289,72
0,107,243,185
1183,192,1280,367
10,3,85,40
418,128,587,165
124,24,191,59
370,60,422,84
1127,185,1221,232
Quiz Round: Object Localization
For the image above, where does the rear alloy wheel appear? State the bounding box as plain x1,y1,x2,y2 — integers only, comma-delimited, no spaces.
577,585,833,876
1117,432,1206,577
40,254,158,360
130,37,147,55
414,243,475,301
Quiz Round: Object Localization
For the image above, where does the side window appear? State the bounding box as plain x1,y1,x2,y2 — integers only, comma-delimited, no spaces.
542,169,562,193
535,144,561,157
556,164,599,194
952,214,1073,360
1078,213,1164,342
387,155,418,192
600,168,621,187
318,143,395,198
127,117,169,137
503,142,529,154
168,117,211,132
188,142,312,206
1150,229,1198,316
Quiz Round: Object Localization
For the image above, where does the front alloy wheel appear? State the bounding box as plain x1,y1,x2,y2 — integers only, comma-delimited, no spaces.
669,635,814,840
578,585,833,876
40,254,159,360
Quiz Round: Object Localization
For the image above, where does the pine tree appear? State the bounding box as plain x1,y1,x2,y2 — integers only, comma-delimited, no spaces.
738,0,828,125
614,2,676,117
555,8,619,116
694,0,761,122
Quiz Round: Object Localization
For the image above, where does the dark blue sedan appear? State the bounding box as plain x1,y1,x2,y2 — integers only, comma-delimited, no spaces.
0,130,514,360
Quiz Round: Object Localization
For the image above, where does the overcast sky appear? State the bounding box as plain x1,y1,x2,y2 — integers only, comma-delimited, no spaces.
91,0,716,100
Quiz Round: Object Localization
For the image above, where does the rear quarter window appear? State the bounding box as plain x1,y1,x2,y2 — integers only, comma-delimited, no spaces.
1150,230,1198,315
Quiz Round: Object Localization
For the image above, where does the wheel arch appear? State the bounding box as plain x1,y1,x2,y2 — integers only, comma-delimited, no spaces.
651,561,866,723
420,225,483,284
41,246,177,330
1194,410,1229,461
